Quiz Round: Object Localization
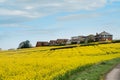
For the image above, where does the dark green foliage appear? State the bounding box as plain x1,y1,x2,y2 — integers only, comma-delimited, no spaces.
50,46,77,50
18,40,32,49
71,42,78,44
112,40,120,43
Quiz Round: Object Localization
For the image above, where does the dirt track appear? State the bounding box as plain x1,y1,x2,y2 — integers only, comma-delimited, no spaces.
105,64,120,80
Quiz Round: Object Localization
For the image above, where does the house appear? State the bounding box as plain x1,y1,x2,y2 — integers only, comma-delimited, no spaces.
36,41,49,47
66,40,72,45
87,34,96,42
56,39,68,45
71,36,80,44
49,40,57,46
78,36,87,43
95,31,113,41
71,36,86,44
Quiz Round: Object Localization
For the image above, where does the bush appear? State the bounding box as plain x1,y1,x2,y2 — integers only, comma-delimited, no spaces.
112,40,120,43
18,40,32,49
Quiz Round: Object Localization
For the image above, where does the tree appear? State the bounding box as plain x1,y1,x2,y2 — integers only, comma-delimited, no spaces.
18,40,32,49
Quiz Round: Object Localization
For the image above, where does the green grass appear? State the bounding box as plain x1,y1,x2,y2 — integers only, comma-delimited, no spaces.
57,58,120,80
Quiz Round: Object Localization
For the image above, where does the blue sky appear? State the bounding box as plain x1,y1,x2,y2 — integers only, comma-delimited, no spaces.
0,0,120,50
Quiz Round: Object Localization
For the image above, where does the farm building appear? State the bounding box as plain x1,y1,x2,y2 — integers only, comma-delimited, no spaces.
71,36,86,44
56,39,68,45
66,40,72,45
49,40,57,46
87,34,96,42
95,31,113,41
78,36,87,43
36,41,49,47
71,36,80,44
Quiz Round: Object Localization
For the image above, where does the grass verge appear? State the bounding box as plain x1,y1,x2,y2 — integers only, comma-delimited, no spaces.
54,58,120,80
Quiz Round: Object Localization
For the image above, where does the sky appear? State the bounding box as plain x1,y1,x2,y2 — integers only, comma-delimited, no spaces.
0,0,120,50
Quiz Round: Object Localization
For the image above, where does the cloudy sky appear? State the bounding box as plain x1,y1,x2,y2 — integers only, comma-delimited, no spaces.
0,0,120,49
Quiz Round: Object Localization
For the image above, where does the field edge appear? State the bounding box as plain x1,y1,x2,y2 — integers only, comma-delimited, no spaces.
53,57,120,80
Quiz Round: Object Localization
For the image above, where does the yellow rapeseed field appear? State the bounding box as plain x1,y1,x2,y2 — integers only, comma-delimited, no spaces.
0,43,120,80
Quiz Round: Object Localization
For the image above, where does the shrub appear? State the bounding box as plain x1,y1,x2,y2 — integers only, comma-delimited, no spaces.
112,40,120,43
18,40,32,49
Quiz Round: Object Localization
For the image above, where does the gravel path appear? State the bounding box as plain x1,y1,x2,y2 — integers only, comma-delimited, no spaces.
105,64,120,80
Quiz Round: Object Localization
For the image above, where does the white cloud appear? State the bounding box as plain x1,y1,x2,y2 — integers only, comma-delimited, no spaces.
110,0,120,3
0,0,116,24
0,9,28,16
25,6,34,10
0,0,6,3
63,0,107,11
0,8,44,18
0,24,32,28
58,13,101,21
0,0,108,14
